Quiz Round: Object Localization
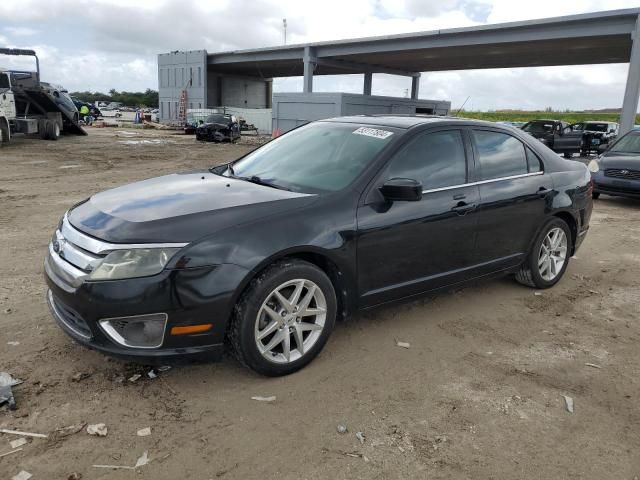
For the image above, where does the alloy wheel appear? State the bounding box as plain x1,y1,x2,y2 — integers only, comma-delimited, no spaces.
538,227,568,281
254,279,327,364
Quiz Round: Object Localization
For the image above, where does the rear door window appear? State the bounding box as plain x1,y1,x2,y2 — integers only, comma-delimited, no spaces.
473,130,528,181
525,147,542,173
385,130,467,190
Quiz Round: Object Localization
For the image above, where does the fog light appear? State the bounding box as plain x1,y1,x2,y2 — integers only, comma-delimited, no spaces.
99,313,167,349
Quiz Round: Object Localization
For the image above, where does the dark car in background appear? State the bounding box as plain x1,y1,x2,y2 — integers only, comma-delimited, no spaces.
573,121,618,154
44,116,592,376
521,119,583,157
195,113,240,142
589,129,640,199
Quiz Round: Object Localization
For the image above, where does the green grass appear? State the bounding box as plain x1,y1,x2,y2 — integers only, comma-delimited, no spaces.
451,111,639,125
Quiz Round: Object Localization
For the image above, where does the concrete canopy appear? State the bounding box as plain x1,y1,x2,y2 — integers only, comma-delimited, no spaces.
206,8,640,134
208,9,639,76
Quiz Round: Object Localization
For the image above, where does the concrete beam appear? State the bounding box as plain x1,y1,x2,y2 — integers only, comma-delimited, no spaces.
411,74,421,99
363,72,372,95
620,15,640,135
303,46,315,93
313,57,419,77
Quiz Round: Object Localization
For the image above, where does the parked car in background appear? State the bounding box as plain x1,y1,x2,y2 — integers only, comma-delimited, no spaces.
44,116,592,376
572,121,618,154
195,113,240,142
589,129,640,199
521,119,583,157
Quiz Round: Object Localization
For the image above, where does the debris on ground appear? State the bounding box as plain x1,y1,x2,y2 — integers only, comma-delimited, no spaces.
0,384,16,410
337,424,348,434
0,428,47,439
147,370,158,379
562,395,575,413
251,396,276,402
128,374,142,383
86,423,108,437
12,471,32,480
534,292,543,296
585,363,602,369
10,437,28,448
7,341,20,346
137,427,151,437
67,473,82,480
396,341,410,349
71,372,91,382
356,431,366,444
0,448,23,459
53,424,85,439
93,451,149,470
344,452,370,462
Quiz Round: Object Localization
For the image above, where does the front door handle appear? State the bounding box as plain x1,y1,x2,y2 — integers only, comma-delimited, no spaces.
452,202,476,215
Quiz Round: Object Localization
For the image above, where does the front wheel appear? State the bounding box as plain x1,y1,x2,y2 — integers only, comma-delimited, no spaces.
592,192,601,199
228,260,337,376
515,218,572,289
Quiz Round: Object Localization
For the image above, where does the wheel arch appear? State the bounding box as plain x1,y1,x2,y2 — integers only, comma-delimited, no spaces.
0,116,10,143
230,247,356,327
552,210,578,255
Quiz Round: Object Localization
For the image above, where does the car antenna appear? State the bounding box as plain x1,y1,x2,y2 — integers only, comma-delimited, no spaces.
454,96,471,116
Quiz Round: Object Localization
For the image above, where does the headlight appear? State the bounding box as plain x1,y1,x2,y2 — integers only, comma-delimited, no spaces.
88,248,181,281
588,159,600,173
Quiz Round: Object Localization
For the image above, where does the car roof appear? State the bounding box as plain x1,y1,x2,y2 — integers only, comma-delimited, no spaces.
321,115,507,130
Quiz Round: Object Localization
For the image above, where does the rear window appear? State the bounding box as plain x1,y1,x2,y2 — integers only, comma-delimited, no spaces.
473,130,528,181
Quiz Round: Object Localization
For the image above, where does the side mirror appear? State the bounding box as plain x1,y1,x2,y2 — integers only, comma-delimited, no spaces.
379,178,423,202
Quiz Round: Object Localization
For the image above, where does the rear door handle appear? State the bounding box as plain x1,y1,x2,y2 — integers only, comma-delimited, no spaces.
537,187,552,196
452,202,476,215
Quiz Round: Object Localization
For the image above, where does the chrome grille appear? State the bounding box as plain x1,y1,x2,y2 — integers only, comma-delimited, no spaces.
605,168,640,181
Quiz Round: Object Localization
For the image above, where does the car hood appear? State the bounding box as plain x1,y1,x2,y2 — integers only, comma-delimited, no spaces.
600,152,640,169
68,171,315,243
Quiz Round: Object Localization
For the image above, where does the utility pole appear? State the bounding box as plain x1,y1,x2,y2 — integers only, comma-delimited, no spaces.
283,18,287,45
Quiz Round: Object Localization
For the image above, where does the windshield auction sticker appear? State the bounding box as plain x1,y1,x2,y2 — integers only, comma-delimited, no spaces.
352,127,394,139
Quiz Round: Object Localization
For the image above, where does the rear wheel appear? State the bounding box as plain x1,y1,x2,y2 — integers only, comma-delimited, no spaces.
515,218,572,289
0,119,9,145
39,119,48,139
228,260,337,376
49,121,61,140
592,192,601,199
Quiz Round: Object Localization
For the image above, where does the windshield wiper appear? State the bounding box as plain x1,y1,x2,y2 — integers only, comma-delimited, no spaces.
239,175,291,191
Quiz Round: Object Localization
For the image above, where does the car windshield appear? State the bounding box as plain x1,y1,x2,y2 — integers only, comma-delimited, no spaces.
610,133,640,153
584,123,609,132
522,121,555,134
225,122,398,193
205,114,230,124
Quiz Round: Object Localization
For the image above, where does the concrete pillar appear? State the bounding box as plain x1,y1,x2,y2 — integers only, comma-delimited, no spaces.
363,72,372,95
411,74,421,100
620,16,640,135
303,46,315,93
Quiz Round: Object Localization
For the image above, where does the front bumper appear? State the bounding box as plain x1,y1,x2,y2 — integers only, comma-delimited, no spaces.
592,172,640,199
44,249,249,364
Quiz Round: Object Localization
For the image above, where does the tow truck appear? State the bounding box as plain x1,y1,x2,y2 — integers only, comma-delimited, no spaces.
0,48,86,146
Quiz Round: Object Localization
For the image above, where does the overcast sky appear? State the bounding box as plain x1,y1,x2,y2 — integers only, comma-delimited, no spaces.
1,0,639,111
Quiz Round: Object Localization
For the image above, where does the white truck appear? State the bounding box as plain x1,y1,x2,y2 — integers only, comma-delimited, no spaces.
0,48,85,146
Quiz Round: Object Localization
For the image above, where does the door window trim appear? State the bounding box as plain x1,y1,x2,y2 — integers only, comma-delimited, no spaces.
421,171,544,194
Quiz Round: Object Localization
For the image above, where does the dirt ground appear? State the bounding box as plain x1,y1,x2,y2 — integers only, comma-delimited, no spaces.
0,128,639,480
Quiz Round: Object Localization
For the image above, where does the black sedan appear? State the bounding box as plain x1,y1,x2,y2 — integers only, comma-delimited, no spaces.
589,129,640,199
195,113,240,143
44,116,592,376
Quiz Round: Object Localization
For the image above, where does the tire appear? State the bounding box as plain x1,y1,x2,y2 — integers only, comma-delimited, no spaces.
39,119,49,140
0,119,9,145
515,217,572,289
50,121,61,140
228,260,337,376
592,192,600,199
563,152,572,159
